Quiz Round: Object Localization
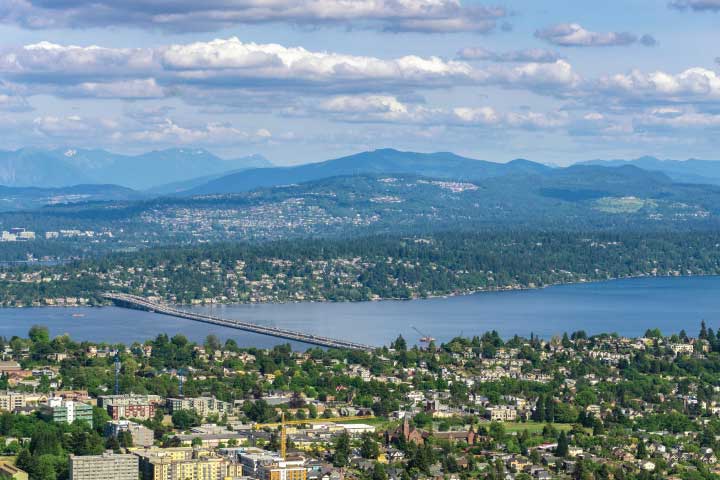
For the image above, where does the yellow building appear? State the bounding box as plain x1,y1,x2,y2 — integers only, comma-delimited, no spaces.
132,446,242,480
237,448,306,480
0,460,28,480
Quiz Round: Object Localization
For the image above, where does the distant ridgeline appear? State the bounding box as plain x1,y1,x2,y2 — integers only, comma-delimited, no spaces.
3,150,720,262
1,231,719,307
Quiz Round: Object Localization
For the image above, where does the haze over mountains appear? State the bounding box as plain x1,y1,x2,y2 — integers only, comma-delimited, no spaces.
580,157,720,186
0,148,271,190
2,148,720,215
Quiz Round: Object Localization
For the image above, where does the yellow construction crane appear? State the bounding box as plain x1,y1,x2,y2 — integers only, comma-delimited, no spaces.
253,414,375,460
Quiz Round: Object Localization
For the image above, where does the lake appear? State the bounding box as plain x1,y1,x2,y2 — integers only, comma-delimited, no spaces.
0,276,718,349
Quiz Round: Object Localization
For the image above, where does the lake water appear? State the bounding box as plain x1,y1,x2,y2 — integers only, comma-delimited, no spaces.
0,276,718,349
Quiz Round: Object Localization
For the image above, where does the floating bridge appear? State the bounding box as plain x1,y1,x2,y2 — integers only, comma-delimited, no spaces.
102,292,375,351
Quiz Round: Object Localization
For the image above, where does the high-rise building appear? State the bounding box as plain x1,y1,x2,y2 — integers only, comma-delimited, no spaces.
105,420,155,447
41,398,93,427
69,451,138,480
133,447,242,480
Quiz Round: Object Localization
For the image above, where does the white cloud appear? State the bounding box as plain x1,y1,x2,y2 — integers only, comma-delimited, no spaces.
0,88,31,111
0,41,156,79
669,0,720,11
32,115,119,137
0,0,507,33
457,47,561,63
128,119,273,145
635,107,720,130
304,94,568,130
71,79,165,99
159,37,475,86
535,23,651,47
596,67,720,103
0,38,582,101
486,60,581,91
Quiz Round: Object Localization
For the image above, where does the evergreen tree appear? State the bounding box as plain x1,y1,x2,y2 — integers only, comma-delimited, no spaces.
360,432,380,459
556,431,569,457
332,432,351,467
700,320,708,340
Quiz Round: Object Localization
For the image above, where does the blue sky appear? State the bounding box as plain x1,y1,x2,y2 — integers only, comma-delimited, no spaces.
1,0,719,165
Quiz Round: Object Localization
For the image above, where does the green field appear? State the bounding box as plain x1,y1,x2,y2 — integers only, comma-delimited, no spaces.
501,422,574,434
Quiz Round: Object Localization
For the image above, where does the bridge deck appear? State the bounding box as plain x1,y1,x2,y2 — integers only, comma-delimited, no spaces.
102,293,374,351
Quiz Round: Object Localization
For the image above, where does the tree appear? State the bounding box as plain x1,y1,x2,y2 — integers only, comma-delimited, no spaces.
205,334,221,353
69,430,105,456
28,325,50,344
636,439,647,459
532,396,546,422
118,430,134,448
33,455,59,480
30,425,62,457
556,431,569,457
332,432,351,467
172,410,201,430
360,432,380,459
93,406,111,433
392,335,407,352
372,463,388,480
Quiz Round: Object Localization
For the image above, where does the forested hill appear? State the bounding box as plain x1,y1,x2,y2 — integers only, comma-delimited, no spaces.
183,149,551,195
2,231,719,307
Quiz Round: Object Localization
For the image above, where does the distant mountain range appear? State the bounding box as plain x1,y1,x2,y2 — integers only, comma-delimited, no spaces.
0,148,271,190
580,156,720,186
9,155,720,239
5,148,720,218
183,148,551,196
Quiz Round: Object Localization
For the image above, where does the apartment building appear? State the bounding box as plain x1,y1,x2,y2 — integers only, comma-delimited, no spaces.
133,447,241,480
236,448,307,480
105,420,155,447
41,398,93,427
0,391,47,412
166,396,233,419
69,451,138,480
99,394,163,421
487,405,518,422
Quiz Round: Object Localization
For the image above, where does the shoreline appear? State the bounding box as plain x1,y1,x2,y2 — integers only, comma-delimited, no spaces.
3,271,717,310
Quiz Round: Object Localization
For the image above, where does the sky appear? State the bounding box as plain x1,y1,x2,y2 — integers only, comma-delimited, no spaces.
0,0,719,165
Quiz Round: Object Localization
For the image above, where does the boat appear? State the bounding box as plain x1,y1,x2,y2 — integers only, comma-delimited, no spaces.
71,313,85,318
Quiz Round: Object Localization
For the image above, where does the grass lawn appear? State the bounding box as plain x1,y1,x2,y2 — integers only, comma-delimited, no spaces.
501,422,574,434
336,417,391,428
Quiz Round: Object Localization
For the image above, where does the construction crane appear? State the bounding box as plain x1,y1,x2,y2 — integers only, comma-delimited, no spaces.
411,326,435,343
253,414,375,460
114,354,121,395
177,368,186,397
